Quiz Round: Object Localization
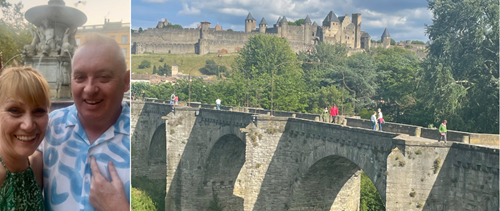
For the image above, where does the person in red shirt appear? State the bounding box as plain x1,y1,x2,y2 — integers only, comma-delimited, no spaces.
330,104,339,123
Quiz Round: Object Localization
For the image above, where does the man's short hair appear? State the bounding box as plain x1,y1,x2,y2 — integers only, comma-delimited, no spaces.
72,33,127,71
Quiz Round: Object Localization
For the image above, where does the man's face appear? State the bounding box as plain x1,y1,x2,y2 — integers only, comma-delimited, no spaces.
71,44,130,123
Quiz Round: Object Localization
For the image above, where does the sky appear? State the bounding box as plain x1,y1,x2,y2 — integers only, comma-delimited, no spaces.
131,0,433,42
3,0,131,26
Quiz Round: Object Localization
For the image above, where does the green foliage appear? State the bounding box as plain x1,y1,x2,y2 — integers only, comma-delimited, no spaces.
371,40,382,43
227,29,233,32
372,47,420,123
156,63,171,76
132,176,165,211
390,39,396,45
0,1,33,66
360,172,386,211
421,0,499,133
138,27,143,33
411,40,425,45
359,108,373,120
131,187,157,211
159,58,164,62
139,60,152,69
200,59,227,76
234,34,306,112
163,23,183,29
287,19,305,26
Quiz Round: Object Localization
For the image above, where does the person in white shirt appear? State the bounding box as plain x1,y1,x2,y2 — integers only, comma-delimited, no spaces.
215,98,221,110
371,111,377,130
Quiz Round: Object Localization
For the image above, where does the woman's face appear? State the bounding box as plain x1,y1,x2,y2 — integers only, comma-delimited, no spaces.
0,97,48,159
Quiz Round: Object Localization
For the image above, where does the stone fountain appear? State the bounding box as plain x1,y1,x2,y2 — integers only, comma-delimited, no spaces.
22,0,87,100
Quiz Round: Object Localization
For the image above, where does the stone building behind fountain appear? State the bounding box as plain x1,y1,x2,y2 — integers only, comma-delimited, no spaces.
132,11,388,55
21,0,86,99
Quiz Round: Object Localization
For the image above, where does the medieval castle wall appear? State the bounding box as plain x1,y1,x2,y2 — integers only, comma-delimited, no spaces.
131,12,422,55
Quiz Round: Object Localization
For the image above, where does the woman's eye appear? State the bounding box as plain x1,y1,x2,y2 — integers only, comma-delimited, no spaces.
7,108,21,115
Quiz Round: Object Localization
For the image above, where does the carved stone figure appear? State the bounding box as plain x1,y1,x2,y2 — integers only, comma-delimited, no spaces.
61,28,75,55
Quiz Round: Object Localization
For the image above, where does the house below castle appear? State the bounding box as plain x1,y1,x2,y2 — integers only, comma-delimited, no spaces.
132,11,395,55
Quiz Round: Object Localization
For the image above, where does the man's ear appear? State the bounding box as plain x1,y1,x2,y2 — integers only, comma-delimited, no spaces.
124,70,130,92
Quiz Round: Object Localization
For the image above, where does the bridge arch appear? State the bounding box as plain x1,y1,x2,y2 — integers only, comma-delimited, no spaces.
295,143,388,204
200,134,246,210
148,123,166,164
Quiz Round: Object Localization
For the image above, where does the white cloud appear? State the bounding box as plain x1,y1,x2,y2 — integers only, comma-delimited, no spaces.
185,22,200,28
218,8,249,16
179,3,201,15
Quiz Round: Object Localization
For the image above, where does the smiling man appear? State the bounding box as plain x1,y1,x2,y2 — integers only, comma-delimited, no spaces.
38,33,131,211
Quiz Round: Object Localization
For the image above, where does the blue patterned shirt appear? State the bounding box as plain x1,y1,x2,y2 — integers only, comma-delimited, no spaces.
38,102,130,211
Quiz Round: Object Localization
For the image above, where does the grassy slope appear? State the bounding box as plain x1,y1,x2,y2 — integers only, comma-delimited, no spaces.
131,53,239,76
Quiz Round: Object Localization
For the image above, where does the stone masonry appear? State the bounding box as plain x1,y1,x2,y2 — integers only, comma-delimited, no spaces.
131,102,499,211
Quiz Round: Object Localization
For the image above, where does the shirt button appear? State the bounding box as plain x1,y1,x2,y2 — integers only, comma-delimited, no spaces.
85,175,90,183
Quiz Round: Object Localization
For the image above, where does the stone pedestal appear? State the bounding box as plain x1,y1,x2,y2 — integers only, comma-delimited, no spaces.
23,56,72,99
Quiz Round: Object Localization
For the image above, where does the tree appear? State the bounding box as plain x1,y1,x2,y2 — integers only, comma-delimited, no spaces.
227,29,233,32
372,47,421,122
0,1,32,66
411,40,425,45
234,34,307,111
138,60,151,69
138,27,143,33
164,23,183,29
360,172,385,211
421,0,499,133
201,60,226,76
152,65,157,74
131,188,156,211
390,38,396,45
294,19,305,26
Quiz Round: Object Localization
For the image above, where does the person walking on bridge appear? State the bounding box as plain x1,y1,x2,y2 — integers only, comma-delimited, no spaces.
216,98,221,110
439,120,447,143
330,104,339,123
378,108,384,131
371,111,377,130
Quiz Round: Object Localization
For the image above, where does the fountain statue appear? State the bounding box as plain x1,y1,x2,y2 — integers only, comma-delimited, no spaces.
22,0,87,100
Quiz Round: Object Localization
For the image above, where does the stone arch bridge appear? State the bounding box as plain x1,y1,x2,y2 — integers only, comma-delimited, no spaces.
131,101,499,211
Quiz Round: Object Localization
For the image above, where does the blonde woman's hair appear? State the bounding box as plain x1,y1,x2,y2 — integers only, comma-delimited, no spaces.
0,66,51,109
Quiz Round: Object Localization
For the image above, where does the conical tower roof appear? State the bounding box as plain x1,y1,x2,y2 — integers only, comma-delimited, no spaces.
304,15,312,24
280,16,288,23
382,28,391,37
277,16,282,23
323,11,339,22
245,12,256,21
259,17,268,25
312,21,318,26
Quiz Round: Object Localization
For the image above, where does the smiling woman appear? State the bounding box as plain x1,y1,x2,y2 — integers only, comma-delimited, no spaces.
0,66,50,210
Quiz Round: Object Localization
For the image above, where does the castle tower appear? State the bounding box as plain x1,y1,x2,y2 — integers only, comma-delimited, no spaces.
279,16,288,38
200,21,211,39
303,15,312,45
259,17,268,33
381,28,391,48
322,11,340,43
351,13,361,48
215,23,223,31
245,12,256,33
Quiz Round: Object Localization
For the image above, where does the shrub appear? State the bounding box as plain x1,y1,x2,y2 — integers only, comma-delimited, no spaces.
131,187,157,211
138,60,151,69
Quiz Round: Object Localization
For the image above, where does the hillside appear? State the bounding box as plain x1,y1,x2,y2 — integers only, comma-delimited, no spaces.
131,53,239,76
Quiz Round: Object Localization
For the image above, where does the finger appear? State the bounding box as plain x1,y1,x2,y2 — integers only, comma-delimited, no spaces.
90,156,102,176
107,161,123,185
